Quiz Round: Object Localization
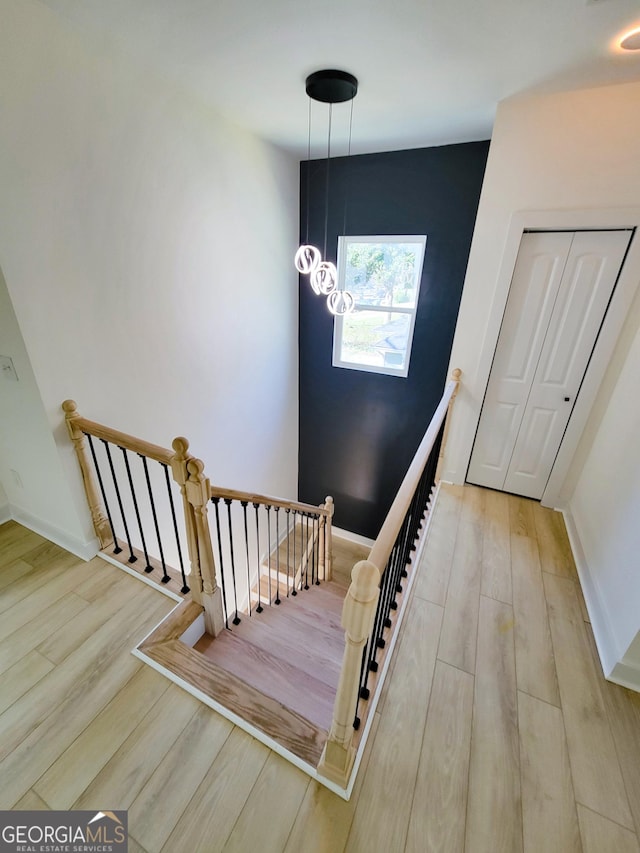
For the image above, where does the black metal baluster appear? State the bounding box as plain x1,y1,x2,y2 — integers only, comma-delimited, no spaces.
253,503,263,613
85,433,121,554
356,640,371,716
377,549,395,647
102,440,136,564
274,507,281,605
224,499,241,625
163,464,190,593
242,501,251,616
266,505,272,605
211,497,229,629
354,644,370,729
141,455,170,582
367,565,387,673
396,511,411,591
285,508,291,597
291,510,298,596
120,447,152,572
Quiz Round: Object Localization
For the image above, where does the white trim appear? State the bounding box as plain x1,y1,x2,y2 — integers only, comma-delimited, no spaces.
8,504,99,561
609,659,640,693
98,551,183,603
179,612,205,648
331,526,375,549
131,625,352,800
452,207,640,506
0,503,11,525
562,507,640,692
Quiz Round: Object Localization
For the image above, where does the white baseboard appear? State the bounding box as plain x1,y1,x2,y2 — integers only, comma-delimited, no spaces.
9,504,99,562
562,508,640,693
0,503,11,525
610,658,640,692
331,526,375,548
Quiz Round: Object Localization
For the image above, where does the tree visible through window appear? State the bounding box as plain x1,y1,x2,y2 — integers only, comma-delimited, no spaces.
332,236,426,377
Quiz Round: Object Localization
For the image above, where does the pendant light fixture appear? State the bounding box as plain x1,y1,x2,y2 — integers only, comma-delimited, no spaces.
296,69,358,315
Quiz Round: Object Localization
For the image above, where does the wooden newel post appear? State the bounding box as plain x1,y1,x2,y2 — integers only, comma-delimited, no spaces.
318,496,334,582
62,399,113,549
170,437,202,602
318,559,380,787
324,496,334,582
436,367,462,482
184,457,225,636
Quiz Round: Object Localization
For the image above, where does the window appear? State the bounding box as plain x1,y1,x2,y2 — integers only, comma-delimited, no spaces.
332,235,426,377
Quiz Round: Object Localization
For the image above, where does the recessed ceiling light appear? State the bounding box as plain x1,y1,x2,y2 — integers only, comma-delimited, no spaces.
620,27,640,50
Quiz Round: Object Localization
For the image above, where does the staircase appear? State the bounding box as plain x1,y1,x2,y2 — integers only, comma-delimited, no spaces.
62,368,460,794
194,535,368,733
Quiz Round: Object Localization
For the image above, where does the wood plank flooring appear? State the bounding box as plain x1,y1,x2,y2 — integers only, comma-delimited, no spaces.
1,487,639,852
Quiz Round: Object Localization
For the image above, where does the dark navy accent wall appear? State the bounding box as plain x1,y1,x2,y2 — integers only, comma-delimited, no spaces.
298,141,489,539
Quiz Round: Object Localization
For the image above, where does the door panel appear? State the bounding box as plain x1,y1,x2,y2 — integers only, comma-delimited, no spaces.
469,229,631,500
466,232,573,490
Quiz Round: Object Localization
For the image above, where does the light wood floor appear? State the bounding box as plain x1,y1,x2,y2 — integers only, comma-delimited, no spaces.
1,485,639,852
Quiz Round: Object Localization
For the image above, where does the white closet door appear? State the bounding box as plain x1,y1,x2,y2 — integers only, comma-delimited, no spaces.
468,229,630,499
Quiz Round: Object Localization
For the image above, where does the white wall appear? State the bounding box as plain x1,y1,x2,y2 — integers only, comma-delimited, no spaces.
0,0,299,549
444,79,640,688
568,307,640,688
0,266,91,553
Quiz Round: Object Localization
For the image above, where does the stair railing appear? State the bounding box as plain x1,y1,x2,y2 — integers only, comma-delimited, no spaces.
318,369,461,788
206,485,334,629
62,401,224,635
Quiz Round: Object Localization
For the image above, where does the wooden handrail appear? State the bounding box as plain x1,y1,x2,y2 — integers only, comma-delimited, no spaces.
318,368,462,789
62,407,174,465
209,485,330,517
368,374,458,571
62,400,225,635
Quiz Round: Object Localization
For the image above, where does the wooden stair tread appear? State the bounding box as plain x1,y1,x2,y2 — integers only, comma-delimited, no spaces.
194,630,335,731
207,612,342,689
254,576,345,617
240,601,345,663
330,535,371,584
141,638,326,766
249,586,345,643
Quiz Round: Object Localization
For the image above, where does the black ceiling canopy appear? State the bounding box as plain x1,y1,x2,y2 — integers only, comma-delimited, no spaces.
305,70,358,104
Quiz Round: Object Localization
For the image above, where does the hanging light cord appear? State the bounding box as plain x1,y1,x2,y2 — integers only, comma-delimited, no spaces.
323,103,333,259
305,98,312,245
342,97,354,238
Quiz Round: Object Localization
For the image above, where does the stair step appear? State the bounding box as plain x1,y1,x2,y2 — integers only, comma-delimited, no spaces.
252,575,345,617
330,536,371,585
207,614,341,690
195,630,336,731
246,597,345,663
144,637,326,766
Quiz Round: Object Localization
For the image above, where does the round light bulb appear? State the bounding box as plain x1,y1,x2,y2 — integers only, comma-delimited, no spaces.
327,290,356,315
311,261,337,295
295,245,321,275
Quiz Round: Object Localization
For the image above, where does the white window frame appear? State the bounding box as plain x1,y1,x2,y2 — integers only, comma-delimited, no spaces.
332,235,427,378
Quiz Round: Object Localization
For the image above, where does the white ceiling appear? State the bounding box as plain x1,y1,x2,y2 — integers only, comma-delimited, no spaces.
39,0,640,157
